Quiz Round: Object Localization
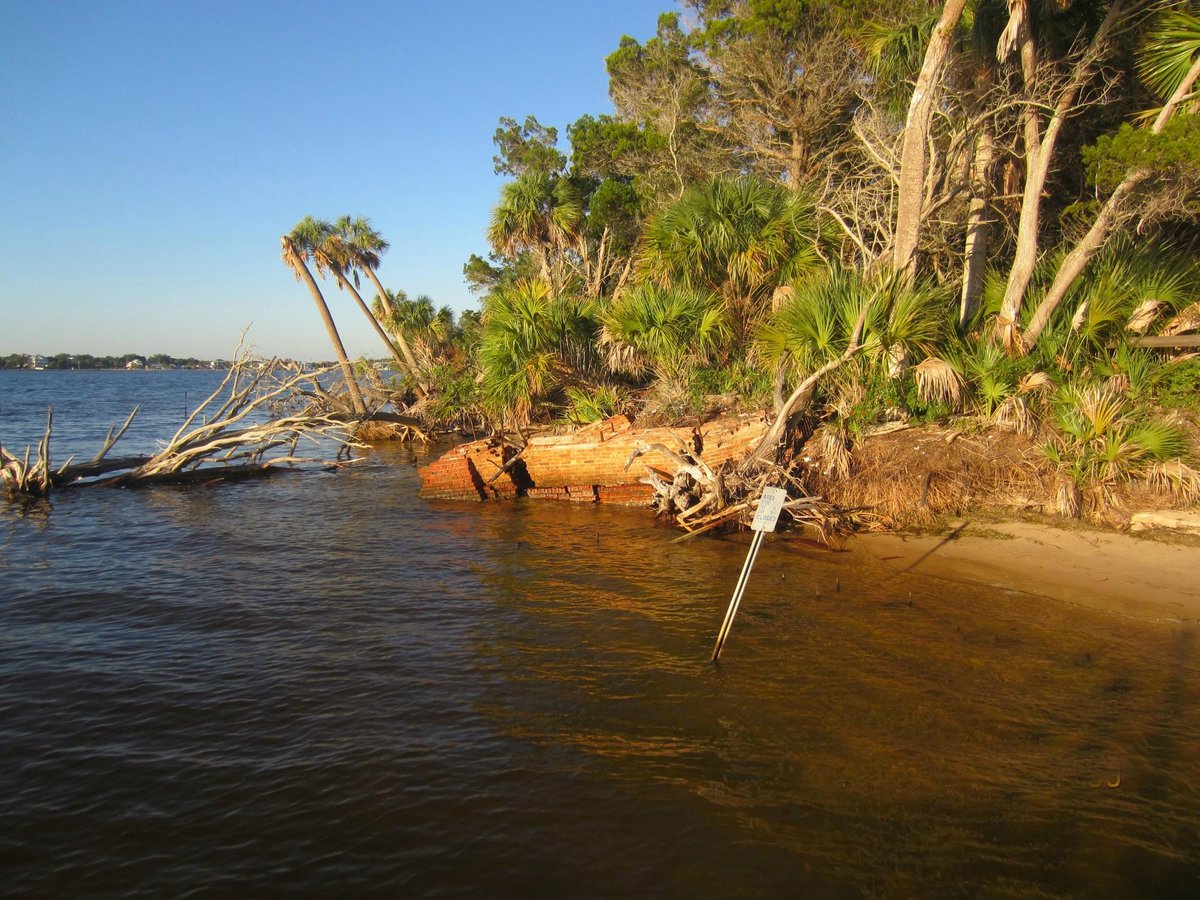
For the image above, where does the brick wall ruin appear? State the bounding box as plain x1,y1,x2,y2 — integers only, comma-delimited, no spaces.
418,414,768,504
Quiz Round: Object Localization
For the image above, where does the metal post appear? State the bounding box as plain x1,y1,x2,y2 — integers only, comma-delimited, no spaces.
712,529,765,659
710,485,787,661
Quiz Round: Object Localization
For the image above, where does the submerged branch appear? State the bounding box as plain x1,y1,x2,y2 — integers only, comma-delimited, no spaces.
2,346,368,500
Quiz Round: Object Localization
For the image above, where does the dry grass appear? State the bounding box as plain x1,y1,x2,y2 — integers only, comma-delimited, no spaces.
804,425,1050,528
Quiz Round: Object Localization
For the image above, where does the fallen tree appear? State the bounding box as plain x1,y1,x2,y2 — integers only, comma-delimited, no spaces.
2,350,370,500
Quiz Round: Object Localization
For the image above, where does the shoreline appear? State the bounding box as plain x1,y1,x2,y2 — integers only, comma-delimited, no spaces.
847,518,1200,624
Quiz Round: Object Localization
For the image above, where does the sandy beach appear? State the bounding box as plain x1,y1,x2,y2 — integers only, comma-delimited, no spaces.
852,519,1200,623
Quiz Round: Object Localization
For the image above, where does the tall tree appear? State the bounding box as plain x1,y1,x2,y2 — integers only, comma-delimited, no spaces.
492,115,568,177
605,13,733,202
486,172,584,289
688,0,865,190
891,0,970,279
280,219,367,415
328,216,428,397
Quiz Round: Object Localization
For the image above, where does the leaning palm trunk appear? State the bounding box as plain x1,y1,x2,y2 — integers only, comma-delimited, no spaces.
333,270,413,377
360,266,426,399
1021,173,1148,346
1021,41,1200,348
281,239,367,415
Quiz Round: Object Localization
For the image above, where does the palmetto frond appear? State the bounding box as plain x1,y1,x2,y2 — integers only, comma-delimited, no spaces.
599,283,729,378
755,266,873,375
1138,8,1200,102
914,357,965,409
639,175,828,338
478,278,598,423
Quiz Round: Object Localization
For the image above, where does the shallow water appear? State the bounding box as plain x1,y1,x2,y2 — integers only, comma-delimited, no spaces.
2,372,1199,896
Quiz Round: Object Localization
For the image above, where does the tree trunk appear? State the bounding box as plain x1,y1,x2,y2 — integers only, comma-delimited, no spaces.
334,271,414,376
282,241,366,415
959,127,996,330
995,1,1125,350
1020,29,1194,350
891,0,969,280
360,266,426,399
1020,174,1146,347
1152,53,1200,132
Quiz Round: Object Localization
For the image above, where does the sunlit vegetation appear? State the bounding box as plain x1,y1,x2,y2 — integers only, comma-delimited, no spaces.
282,0,1200,522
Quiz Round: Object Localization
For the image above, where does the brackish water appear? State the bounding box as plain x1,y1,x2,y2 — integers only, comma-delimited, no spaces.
2,371,1199,896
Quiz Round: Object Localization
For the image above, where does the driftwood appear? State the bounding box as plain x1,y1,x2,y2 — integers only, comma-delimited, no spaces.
624,435,855,544
619,303,876,543
1,346,368,500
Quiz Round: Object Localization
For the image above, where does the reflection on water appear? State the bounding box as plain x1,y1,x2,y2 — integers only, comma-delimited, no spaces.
1,416,1199,895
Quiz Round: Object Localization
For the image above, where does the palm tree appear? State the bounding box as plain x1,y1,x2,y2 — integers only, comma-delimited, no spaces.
639,175,828,344
486,173,584,288
332,216,425,387
304,219,414,381
280,219,366,415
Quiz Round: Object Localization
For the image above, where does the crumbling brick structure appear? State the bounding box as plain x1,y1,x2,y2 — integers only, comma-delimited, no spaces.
418,414,768,504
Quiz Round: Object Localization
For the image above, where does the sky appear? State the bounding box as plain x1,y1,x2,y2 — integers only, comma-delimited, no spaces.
0,0,670,361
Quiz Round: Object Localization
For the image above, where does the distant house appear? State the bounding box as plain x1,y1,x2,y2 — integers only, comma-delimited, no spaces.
125,357,146,370
29,354,49,369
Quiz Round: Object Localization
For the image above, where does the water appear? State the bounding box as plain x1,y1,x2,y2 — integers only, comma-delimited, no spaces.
2,371,1199,897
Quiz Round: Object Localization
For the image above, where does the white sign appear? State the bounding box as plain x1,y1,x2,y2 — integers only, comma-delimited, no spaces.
750,486,788,532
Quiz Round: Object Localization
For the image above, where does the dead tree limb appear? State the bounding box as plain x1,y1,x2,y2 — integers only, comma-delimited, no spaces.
2,344,368,500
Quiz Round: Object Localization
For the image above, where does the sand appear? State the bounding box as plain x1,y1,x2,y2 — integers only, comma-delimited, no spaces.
851,519,1200,623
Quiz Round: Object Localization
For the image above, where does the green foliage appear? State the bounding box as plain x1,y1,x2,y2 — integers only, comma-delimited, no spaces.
423,363,483,425
599,282,730,378
757,266,949,380
1046,384,1192,499
585,178,643,254
493,115,567,177
687,359,773,400
568,114,660,182
478,279,598,424
757,266,869,373
564,384,626,424
1084,115,1200,194
1156,358,1200,410
957,340,1041,417
641,175,829,339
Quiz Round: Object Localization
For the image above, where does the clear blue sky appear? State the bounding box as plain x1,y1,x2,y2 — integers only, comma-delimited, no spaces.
0,0,669,361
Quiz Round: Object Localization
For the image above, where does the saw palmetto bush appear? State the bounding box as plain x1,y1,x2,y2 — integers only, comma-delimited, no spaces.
478,278,599,425
1043,383,1195,518
598,282,730,381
